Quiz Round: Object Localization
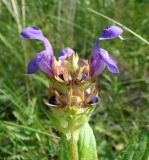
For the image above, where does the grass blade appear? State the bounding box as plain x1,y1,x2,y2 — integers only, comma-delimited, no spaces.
87,8,149,45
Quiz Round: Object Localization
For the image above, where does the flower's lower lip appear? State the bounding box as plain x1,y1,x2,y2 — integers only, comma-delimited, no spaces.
88,96,99,104
81,73,86,81
59,74,64,81
48,96,58,105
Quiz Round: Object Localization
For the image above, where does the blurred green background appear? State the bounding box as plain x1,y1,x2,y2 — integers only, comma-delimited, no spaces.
0,0,149,159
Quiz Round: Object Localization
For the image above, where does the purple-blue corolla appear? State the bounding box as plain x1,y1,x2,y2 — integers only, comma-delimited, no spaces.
91,26,123,76
20,25,123,77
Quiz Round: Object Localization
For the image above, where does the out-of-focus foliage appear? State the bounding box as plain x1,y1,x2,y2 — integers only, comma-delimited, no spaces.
116,131,149,160
0,0,149,159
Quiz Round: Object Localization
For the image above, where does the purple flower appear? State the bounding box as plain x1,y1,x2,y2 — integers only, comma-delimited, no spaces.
58,47,74,61
89,96,99,104
48,96,58,106
21,26,54,55
91,25,123,76
21,26,73,76
27,51,53,76
21,25,123,78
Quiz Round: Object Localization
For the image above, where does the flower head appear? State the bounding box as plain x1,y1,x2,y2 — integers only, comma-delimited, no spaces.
21,25,123,138
21,25,123,78
21,25,123,106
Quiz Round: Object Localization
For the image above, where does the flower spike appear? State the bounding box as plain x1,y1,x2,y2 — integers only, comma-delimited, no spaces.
21,25,124,142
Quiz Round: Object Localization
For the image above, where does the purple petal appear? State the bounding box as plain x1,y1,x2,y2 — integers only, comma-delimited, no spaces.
106,58,119,73
91,26,123,56
81,73,86,81
91,56,106,76
100,25,123,40
35,50,53,76
27,59,39,74
91,48,108,76
21,26,43,39
89,96,99,104
98,49,119,74
91,48,119,76
48,96,58,105
21,26,53,56
91,26,122,76
58,47,74,60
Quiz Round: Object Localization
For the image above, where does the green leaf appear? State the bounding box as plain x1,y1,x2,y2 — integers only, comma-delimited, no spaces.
116,131,149,160
59,134,71,160
78,123,98,160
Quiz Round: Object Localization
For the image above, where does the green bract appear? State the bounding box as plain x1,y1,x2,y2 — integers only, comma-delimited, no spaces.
45,105,95,140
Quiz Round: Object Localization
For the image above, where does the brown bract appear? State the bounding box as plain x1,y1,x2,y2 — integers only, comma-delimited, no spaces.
45,53,99,108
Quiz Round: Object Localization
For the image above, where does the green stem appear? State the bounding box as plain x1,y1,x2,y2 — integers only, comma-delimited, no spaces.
69,132,78,160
